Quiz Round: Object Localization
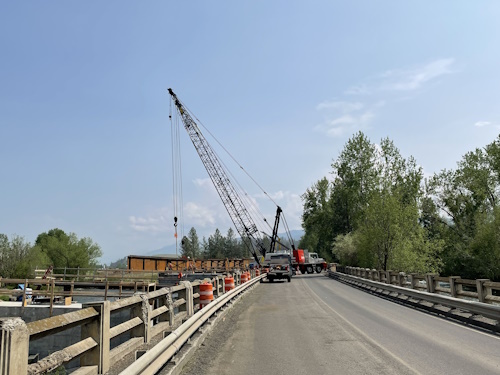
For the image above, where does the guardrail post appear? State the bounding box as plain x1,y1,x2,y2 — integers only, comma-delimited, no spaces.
449,276,461,298
476,279,489,303
81,301,110,374
0,318,29,375
179,281,194,317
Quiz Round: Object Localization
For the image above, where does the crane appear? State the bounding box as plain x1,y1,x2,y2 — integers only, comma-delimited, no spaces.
168,88,275,266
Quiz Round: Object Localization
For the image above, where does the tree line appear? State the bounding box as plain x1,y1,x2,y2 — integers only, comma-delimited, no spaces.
0,228,102,278
180,227,268,260
299,132,500,280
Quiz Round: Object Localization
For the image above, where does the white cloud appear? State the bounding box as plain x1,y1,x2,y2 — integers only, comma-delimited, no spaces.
381,58,456,91
183,202,217,227
474,121,490,127
315,111,375,138
346,58,457,95
316,100,364,112
474,121,500,129
193,177,213,188
345,85,370,95
129,213,169,233
315,97,378,138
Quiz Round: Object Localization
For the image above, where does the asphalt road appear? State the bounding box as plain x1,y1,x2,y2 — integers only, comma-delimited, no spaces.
180,274,500,375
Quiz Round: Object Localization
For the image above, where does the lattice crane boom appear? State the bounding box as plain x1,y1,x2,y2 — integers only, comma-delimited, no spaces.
168,88,266,265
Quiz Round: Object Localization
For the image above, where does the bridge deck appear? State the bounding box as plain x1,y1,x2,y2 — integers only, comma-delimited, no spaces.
177,274,500,375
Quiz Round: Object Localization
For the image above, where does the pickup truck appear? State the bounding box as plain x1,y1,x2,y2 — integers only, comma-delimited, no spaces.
263,253,292,282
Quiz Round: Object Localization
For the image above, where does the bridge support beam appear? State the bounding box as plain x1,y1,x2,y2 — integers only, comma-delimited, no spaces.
0,318,29,375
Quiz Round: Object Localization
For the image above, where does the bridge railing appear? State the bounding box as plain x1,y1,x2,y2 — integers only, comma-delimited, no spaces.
0,277,155,316
33,267,160,283
330,266,500,331
337,266,500,305
0,270,256,375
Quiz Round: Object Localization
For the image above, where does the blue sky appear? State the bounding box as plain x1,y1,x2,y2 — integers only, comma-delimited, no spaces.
1,1,500,264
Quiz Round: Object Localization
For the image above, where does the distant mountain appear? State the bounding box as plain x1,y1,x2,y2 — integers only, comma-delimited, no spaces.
280,229,304,241
147,244,179,256
109,257,127,269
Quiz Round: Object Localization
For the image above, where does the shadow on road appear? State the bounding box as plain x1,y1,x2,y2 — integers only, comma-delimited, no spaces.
292,273,327,279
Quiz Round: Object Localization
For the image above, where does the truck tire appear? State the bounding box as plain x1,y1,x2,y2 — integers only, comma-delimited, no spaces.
306,265,314,274
316,265,323,273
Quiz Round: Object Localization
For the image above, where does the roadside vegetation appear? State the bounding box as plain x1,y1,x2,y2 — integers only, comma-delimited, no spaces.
300,132,500,280
0,228,102,279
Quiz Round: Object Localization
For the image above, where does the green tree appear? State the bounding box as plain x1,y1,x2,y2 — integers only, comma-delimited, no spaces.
181,227,201,259
331,131,379,232
427,136,500,278
332,232,358,266
206,229,225,259
300,177,333,261
0,234,48,278
35,228,102,269
223,228,240,258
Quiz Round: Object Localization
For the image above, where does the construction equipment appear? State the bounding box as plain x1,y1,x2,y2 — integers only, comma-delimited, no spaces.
168,88,277,266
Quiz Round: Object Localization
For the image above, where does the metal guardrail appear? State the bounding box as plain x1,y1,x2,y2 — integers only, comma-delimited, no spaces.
328,270,500,323
120,273,264,375
337,265,500,305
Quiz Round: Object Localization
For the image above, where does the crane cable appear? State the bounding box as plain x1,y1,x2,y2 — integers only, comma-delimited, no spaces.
281,212,296,249
170,97,185,255
179,100,276,235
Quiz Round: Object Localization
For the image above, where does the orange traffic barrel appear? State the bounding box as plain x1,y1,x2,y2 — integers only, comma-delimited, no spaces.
224,276,235,292
241,272,249,283
255,269,260,276
199,282,214,309
247,271,251,280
